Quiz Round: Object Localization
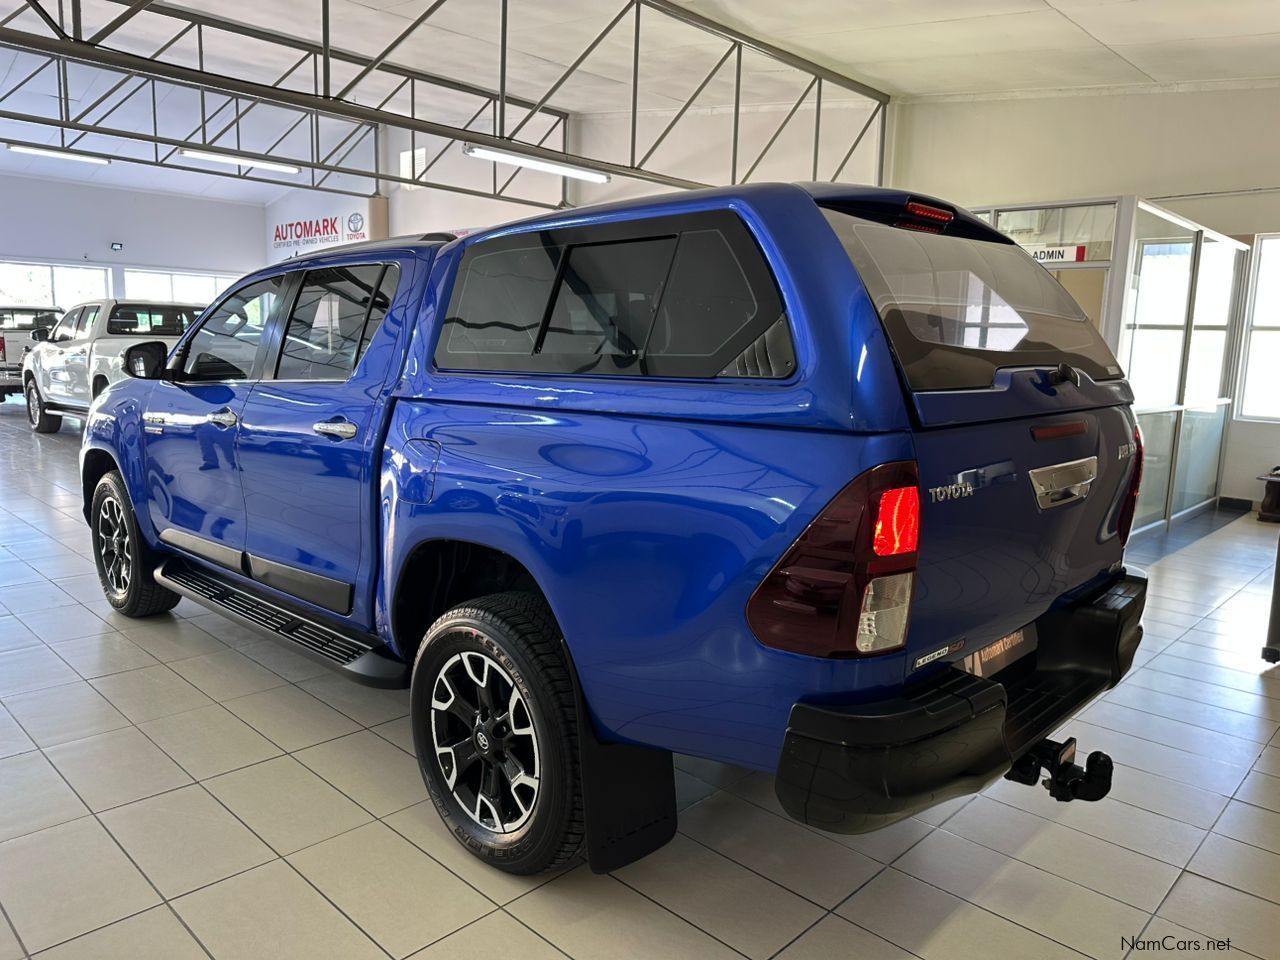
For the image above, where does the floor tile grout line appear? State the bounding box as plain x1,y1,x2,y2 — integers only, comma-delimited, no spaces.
1107,676,1280,731
1080,695,1268,758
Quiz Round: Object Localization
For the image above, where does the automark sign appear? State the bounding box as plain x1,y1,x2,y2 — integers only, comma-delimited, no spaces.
272,211,368,252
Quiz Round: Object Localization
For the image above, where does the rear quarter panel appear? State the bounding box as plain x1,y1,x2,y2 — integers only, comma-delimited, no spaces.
384,185,919,770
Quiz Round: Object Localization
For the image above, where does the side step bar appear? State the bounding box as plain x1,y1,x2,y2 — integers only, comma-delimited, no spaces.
154,558,408,688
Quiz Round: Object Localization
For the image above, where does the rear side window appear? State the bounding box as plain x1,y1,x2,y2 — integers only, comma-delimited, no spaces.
823,208,1123,391
275,263,399,381
435,210,793,379
107,304,199,336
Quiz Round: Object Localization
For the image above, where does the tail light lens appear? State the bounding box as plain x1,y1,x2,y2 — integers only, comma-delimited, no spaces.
747,462,919,658
0,335,6,362
1117,425,1144,545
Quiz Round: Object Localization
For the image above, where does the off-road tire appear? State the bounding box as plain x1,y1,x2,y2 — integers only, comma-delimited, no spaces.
411,591,584,874
90,470,181,617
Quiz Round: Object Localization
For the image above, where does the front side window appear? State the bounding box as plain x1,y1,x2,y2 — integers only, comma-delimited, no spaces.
275,263,399,381
50,309,80,343
183,276,285,381
434,210,793,379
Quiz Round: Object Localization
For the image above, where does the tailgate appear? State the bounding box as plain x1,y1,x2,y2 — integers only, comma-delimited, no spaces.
909,400,1138,673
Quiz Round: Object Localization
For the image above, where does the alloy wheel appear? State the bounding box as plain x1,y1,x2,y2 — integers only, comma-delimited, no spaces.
96,495,132,596
25,385,39,426
430,649,540,833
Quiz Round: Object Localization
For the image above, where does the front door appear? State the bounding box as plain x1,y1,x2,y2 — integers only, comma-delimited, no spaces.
39,307,82,404
142,275,289,566
237,260,405,625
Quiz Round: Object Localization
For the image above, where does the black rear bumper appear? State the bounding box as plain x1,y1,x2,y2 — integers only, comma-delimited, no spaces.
775,568,1145,834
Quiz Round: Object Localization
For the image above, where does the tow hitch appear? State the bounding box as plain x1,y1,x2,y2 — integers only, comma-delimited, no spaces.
1005,736,1113,802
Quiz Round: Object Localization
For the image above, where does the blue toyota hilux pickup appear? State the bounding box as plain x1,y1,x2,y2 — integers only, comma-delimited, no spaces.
80,183,1146,874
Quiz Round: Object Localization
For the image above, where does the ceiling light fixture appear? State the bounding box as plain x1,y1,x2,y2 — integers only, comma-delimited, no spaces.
179,148,301,175
6,143,110,165
461,143,610,184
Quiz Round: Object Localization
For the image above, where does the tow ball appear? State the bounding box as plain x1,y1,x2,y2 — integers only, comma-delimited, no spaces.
1004,737,1113,802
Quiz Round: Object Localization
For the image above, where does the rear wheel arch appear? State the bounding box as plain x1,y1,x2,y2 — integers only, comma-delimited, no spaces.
392,539,558,665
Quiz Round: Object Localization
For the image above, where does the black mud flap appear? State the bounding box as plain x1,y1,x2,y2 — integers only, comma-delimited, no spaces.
574,696,677,873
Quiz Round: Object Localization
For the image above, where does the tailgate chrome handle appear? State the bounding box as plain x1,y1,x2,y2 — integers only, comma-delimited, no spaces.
313,419,357,440
207,408,238,428
1028,456,1097,510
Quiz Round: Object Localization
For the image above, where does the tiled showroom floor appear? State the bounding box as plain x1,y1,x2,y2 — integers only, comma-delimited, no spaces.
1,402,1279,960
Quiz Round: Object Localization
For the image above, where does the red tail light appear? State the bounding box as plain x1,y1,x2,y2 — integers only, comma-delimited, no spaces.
1117,425,1144,545
747,462,919,658
874,486,919,556
0,335,6,362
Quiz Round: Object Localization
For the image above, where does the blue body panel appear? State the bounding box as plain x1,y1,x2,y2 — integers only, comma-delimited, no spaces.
81,182,1134,775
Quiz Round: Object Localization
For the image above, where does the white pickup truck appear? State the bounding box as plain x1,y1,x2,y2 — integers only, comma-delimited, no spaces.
1,305,62,399
23,299,203,432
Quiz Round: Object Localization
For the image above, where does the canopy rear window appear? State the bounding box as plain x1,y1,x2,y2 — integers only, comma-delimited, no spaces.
108,303,200,336
822,208,1123,392
0,308,59,330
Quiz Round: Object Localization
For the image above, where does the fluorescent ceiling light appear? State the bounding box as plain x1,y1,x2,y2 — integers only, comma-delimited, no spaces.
6,143,109,165
179,148,300,175
462,143,609,184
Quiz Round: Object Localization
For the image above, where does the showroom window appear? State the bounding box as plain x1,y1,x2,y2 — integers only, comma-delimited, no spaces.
124,269,237,305
0,260,110,308
1240,233,1280,420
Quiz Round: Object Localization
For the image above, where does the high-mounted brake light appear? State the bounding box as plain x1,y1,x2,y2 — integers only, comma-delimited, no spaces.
1116,425,1144,545
905,200,954,223
746,462,919,658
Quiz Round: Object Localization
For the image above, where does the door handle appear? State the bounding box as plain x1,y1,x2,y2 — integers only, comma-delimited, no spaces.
313,419,358,440
207,408,238,428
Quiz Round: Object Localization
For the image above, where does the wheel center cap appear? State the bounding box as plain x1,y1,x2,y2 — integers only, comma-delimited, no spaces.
474,729,491,754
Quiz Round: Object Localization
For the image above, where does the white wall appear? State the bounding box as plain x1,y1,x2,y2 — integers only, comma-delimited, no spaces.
0,173,265,276
887,84,1280,235
887,83,1280,507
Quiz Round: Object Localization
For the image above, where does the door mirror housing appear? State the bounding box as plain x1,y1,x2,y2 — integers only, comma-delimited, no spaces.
122,341,172,380
29,327,49,342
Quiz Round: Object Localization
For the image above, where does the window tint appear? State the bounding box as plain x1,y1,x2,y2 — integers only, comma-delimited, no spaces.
276,263,397,381
540,238,676,371
108,304,199,336
823,208,1122,392
183,276,284,381
435,211,792,379
442,244,559,359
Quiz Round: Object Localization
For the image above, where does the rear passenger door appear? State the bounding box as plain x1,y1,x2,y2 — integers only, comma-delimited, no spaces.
236,260,405,625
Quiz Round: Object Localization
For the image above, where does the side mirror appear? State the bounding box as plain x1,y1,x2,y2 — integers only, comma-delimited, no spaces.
123,341,170,380
29,327,49,342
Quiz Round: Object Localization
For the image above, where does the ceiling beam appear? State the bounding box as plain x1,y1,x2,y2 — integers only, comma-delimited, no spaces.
97,0,564,119
0,26,710,191
87,0,158,45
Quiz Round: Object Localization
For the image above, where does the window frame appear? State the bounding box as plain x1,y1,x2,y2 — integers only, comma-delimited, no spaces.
174,272,296,384
268,261,399,384
1236,232,1280,423
432,209,794,381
